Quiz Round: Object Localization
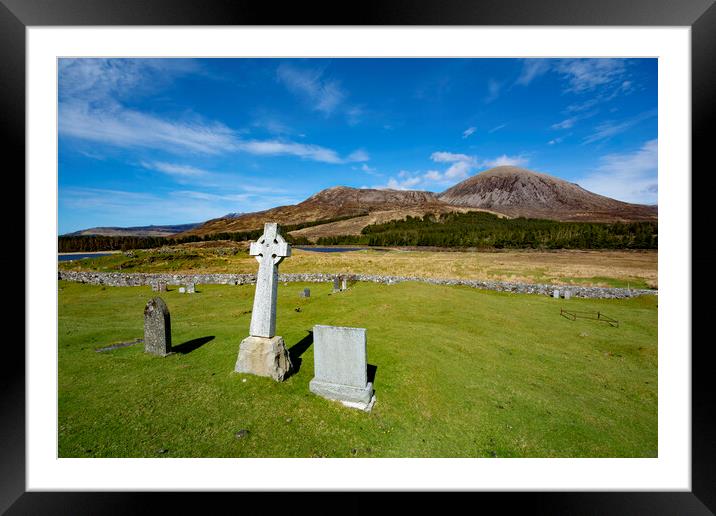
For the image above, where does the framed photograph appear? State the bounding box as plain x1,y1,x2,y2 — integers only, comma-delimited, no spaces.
7,0,714,513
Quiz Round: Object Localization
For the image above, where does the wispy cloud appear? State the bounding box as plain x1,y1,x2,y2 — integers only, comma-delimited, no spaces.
60,186,302,228
140,161,209,178
515,59,551,86
484,79,502,103
462,126,477,139
488,123,507,133
551,118,577,130
577,139,657,204
555,59,627,93
276,63,345,116
59,58,367,165
583,109,657,144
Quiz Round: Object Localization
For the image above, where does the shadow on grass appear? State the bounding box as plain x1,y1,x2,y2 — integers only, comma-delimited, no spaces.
367,364,378,384
172,336,215,354
286,330,314,378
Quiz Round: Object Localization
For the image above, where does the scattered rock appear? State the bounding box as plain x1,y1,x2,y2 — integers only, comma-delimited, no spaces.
351,448,357,455
235,429,250,439
157,448,169,455
579,332,589,338
286,418,292,423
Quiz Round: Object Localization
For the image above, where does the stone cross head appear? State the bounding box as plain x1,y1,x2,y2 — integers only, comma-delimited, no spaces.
249,223,291,266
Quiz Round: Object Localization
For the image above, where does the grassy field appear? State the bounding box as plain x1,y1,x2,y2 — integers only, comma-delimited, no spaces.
59,246,658,289
58,279,657,458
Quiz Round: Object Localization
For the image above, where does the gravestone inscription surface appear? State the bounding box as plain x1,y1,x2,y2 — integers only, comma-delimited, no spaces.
309,325,375,410
299,288,310,298
144,297,171,356
333,277,340,292
187,283,196,293
235,223,293,381
553,290,560,299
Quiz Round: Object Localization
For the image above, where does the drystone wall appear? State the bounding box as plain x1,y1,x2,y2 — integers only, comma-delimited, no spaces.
57,270,656,299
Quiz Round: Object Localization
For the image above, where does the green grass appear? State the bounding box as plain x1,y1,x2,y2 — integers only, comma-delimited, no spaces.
58,279,657,458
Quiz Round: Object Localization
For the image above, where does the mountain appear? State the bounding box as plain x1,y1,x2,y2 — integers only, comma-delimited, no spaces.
64,222,202,237
168,167,658,240
177,186,472,237
438,166,657,222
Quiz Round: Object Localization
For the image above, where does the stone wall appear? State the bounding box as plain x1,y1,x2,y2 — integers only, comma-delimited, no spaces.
57,270,657,299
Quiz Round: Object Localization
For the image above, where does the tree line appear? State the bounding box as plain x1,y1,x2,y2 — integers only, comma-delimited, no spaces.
57,214,364,252
315,212,657,249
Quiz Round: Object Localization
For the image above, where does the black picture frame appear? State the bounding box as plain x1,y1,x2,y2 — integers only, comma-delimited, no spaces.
5,0,713,513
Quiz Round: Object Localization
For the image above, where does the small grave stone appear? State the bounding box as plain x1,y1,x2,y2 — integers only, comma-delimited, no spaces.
341,277,348,290
564,290,572,300
309,325,375,411
553,289,560,299
299,288,311,298
152,281,167,292
144,297,171,356
178,287,186,294
187,283,196,293
333,277,340,292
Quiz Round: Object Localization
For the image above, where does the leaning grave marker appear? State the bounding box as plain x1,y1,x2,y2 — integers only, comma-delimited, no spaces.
144,297,172,356
309,324,375,411
235,223,293,381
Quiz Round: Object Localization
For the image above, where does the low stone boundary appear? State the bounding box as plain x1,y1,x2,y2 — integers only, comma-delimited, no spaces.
57,270,656,299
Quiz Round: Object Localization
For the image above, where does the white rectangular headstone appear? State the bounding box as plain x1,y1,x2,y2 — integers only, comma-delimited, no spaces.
553,289,560,299
309,325,375,410
564,290,571,300
178,287,186,294
341,277,347,290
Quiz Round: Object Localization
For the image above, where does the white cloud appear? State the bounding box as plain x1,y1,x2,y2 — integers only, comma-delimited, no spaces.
480,154,529,168
488,123,507,133
59,59,364,165
462,127,477,139
276,63,345,116
430,151,474,163
60,102,239,155
548,137,564,145
515,59,551,86
577,139,658,204
141,161,209,178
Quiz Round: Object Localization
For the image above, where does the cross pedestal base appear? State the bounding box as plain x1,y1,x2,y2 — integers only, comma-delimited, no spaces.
235,335,293,382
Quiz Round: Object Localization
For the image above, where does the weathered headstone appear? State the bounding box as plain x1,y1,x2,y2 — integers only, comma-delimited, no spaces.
187,283,196,293
309,325,375,411
178,287,186,294
564,290,572,300
333,277,341,292
144,297,171,356
152,281,167,292
235,223,293,381
341,277,348,290
553,289,560,299
299,288,311,298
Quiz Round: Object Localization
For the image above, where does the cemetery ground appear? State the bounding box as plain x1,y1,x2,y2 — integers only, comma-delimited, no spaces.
58,278,657,458
59,246,658,289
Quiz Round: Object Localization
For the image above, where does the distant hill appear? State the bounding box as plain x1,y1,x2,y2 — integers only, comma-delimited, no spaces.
176,186,483,238
64,222,202,237
438,166,657,222
78,167,657,241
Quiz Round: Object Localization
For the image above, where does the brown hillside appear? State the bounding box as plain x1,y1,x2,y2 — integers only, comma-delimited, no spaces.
177,186,451,237
438,166,657,222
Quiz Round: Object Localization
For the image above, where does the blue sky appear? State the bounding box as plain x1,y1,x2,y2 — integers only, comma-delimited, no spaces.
58,58,657,234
